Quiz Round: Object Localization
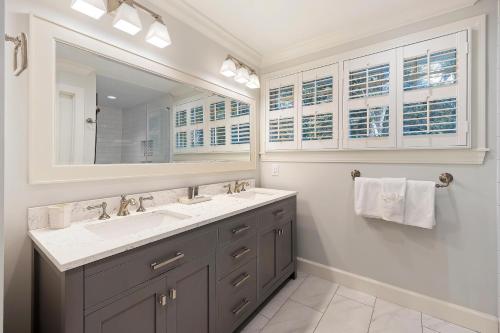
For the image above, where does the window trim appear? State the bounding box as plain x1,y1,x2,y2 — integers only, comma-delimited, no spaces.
260,15,486,164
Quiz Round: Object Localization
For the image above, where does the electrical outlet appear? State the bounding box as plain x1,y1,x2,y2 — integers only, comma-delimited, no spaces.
271,164,280,176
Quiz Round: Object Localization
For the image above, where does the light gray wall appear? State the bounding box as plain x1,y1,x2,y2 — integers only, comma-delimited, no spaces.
4,1,258,332
0,0,5,330
260,0,498,315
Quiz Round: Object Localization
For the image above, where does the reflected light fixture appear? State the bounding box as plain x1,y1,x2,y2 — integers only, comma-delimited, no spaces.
70,0,172,48
220,55,259,89
112,1,142,35
246,73,260,89
219,57,237,77
70,0,107,19
234,67,250,84
107,95,117,100
146,19,171,48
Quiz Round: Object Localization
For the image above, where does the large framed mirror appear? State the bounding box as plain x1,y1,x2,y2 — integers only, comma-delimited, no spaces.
29,15,256,183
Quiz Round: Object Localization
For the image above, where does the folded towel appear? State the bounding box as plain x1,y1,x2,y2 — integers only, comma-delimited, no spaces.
380,178,406,223
354,177,382,219
404,180,436,229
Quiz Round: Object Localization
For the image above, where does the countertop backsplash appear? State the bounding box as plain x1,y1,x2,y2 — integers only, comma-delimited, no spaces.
28,179,255,230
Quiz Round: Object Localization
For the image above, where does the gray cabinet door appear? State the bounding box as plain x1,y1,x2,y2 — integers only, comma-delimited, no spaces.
258,225,277,294
276,219,293,275
85,277,167,333
166,256,216,333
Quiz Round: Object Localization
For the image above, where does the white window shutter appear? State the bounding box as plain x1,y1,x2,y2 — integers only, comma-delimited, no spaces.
397,31,468,148
300,64,339,150
342,49,397,149
266,74,299,151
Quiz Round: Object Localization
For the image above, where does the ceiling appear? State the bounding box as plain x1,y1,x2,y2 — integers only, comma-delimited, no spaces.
151,0,478,66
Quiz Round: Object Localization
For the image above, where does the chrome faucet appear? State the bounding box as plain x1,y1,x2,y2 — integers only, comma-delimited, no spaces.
117,195,137,216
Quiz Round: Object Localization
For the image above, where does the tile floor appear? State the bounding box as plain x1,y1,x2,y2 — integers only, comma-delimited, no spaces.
240,271,477,333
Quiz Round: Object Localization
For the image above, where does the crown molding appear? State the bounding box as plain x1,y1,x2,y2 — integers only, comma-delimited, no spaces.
147,0,263,67
260,0,479,67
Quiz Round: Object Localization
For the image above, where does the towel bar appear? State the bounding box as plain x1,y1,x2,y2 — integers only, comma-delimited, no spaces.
350,170,453,188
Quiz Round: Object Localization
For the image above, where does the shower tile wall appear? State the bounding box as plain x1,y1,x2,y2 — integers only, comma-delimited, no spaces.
95,106,123,164
497,0,500,318
121,106,147,163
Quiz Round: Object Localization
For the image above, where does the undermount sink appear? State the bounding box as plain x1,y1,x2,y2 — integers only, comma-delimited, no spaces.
232,188,276,200
85,210,192,239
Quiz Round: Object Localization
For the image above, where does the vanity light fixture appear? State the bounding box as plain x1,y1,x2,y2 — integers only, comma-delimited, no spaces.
220,55,260,89
219,57,237,77
112,1,142,35
70,0,172,48
71,0,107,19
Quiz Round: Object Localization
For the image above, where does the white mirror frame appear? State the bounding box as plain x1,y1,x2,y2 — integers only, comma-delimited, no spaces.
29,15,257,184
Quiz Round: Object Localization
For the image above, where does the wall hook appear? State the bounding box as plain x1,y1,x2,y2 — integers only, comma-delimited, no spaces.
5,32,28,76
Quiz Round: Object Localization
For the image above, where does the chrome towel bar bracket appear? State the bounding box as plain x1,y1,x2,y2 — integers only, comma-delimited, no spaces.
351,170,454,188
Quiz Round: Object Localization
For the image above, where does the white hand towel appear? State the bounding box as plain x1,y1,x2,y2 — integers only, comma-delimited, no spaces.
404,180,436,229
380,178,406,223
354,177,382,219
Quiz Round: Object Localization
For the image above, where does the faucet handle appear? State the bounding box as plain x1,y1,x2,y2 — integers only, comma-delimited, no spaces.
224,184,233,195
137,196,154,212
87,202,111,220
241,181,250,192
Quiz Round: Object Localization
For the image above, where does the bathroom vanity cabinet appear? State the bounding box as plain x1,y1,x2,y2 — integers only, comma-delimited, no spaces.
33,196,296,333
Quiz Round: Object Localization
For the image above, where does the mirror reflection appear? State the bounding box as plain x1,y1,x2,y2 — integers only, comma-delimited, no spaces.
55,42,251,165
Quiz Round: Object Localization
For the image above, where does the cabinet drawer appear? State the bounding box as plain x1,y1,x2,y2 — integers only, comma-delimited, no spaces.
84,227,217,309
218,211,258,246
216,233,256,279
259,197,295,229
217,259,257,333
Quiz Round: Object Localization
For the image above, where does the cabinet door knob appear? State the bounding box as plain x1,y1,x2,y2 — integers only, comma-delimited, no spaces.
159,294,167,307
169,288,177,300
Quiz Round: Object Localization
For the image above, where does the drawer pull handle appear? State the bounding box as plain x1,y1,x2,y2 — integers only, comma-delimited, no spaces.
232,247,251,260
169,288,177,300
159,294,167,307
232,225,250,235
273,209,285,217
232,298,251,316
151,252,185,271
232,273,250,288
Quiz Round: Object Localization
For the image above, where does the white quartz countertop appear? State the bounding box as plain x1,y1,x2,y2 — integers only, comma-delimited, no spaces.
29,188,297,272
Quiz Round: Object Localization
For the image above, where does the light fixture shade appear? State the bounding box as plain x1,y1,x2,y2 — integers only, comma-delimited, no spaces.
246,73,260,89
113,2,142,35
220,58,237,77
234,67,250,84
146,20,172,48
71,0,106,19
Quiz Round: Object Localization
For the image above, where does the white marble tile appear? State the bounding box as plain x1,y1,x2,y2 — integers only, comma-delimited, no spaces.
337,285,376,306
290,275,338,312
261,300,323,333
240,314,269,333
315,295,373,333
260,274,307,319
422,313,477,333
369,299,422,333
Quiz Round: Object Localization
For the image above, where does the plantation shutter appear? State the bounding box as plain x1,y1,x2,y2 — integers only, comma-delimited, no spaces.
210,126,226,146
342,49,397,149
300,65,338,149
398,31,468,147
266,74,298,150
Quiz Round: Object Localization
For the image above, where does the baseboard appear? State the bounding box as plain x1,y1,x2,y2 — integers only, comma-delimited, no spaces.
297,257,498,333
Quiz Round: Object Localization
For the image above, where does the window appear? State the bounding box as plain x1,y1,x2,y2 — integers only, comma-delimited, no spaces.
176,132,187,148
190,129,204,147
301,65,338,149
398,32,468,148
266,74,298,150
231,100,250,117
210,126,226,146
210,101,225,121
343,49,397,149
175,110,187,127
190,106,204,125
231,123,250,145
